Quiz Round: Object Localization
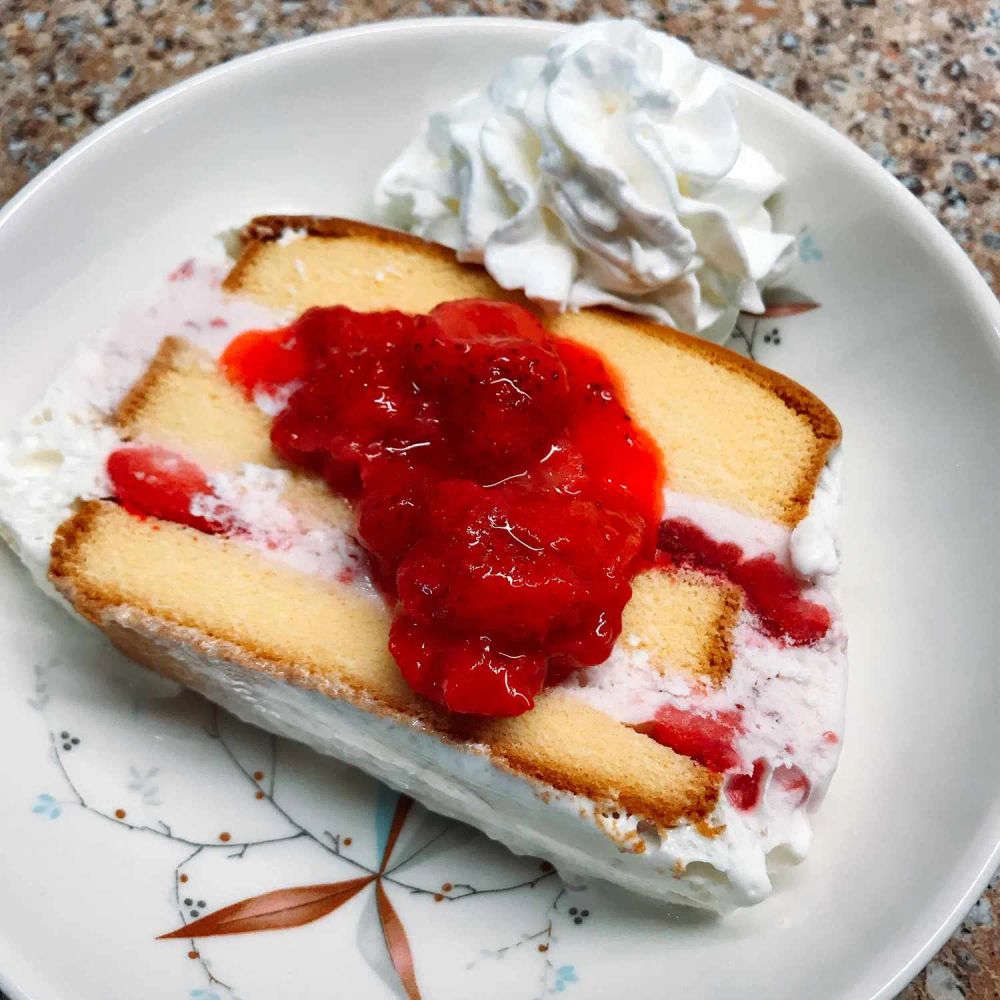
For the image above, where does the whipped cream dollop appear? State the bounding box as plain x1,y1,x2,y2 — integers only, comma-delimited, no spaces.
376,19,795,341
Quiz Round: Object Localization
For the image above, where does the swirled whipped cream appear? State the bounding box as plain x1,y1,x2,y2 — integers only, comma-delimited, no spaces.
375,19,795,341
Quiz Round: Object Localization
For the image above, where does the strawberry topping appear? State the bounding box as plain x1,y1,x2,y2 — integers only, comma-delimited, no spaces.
222,299,664,717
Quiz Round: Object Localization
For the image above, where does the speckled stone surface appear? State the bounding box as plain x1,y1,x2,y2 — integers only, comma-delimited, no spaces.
0,2,997,997
1,0,997,287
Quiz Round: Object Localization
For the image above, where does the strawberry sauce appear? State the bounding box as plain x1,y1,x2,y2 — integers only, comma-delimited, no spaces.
221,300,663,716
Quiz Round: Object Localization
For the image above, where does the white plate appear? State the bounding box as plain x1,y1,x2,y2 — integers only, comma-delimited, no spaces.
0,18,998,1000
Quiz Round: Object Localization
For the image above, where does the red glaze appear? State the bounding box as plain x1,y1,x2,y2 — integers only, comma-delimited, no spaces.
222,300,663,717
657,517,831,645
635,705,743,773
107,445,228,534
725,757,768,811
388,618,548,717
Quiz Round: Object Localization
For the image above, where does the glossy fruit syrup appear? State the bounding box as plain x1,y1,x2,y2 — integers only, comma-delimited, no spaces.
220,299,663,717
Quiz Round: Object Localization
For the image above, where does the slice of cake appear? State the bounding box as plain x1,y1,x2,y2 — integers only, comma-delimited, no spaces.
0,217,846,912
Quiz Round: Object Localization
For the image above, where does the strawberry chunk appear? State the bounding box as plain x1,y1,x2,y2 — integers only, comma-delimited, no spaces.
657,517,741,573
636,705,743,773
107,446,228,534
417,300,570,480
725,758,769,811
219,327,308,398
732,555,832,645
388,617,546,716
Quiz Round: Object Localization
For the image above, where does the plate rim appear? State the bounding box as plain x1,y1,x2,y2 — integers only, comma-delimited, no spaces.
0,16,997,1000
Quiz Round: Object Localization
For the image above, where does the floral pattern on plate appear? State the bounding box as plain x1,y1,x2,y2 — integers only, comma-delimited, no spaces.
26,645,595,999
726,229,823,362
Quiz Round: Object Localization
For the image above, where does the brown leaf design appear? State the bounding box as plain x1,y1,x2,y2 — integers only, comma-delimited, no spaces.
379,794,413,873
743,287,821,319
376,881,421,1000
751,300,821,318
157,876,374,939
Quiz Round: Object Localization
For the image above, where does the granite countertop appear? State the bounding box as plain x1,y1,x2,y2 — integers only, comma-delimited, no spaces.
0,1,997,997
1,0,996,287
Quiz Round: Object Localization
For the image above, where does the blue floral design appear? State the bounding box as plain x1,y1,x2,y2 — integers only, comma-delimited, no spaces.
798,232,823,262
189,989,221,1000
31,793,61,819
555,965,578,992
127,765,162,806
27,663,49,710
374,782,400,861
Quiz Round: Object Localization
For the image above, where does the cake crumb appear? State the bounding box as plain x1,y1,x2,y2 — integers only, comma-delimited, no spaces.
695,820,728,839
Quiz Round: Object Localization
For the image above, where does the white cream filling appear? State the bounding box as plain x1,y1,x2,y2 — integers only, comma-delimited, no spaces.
791,450,842,577
190,464,376,595
0,248,846,912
